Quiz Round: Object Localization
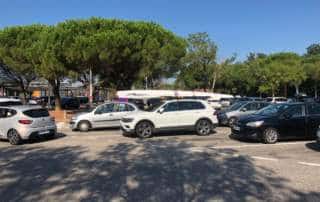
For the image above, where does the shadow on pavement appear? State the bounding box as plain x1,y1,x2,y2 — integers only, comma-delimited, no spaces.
305,142,320,152
0,139,319,201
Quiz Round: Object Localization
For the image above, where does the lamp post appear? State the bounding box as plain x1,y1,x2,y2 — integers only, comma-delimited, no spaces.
89,67,93,106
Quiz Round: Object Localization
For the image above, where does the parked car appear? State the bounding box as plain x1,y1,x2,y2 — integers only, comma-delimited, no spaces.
70,101,139,132
217,101,270,126
120,99,218,138
229,97,265,106
60,97,80,110
317,126,320,145
207,99,222,110
266,97,288,103
0,106,56,145
219,98,233,108
231,102,320,144
76,96,90,109
0,98,23,106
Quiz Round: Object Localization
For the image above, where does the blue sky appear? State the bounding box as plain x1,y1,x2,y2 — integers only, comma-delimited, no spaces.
1,0,319,60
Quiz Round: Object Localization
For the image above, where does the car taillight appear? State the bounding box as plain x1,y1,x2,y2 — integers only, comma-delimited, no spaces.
18,119,33,124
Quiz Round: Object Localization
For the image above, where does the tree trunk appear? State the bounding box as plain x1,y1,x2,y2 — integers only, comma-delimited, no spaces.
272,87,275,97
211,72,217,92
50,79,61,111
314,84,318,98
283,83,288,98
294,84,300,95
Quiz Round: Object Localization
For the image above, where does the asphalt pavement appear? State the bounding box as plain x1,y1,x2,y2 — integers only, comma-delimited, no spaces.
0,127,319,201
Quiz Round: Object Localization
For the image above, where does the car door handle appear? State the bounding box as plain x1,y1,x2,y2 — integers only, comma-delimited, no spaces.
109,114,113,116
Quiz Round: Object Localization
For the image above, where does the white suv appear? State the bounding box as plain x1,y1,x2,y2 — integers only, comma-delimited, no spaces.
120,99,218,138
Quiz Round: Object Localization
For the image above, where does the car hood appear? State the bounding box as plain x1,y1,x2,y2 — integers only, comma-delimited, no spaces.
238,114,274,124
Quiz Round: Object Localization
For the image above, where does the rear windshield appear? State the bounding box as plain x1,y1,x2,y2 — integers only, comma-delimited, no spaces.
23,109,50,118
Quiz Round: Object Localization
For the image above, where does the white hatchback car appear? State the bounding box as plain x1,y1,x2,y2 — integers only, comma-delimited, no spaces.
0,106,56,145
120,99,218,138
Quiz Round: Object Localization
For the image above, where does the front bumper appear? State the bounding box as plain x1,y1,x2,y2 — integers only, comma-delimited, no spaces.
217,113,229,125
69,121,78,130
18,125,57,140
120,121,135,135
231,124,262,140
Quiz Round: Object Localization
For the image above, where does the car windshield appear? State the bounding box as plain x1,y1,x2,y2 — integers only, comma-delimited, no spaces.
145,101,165,112
228,102,247,111
255,104,289,116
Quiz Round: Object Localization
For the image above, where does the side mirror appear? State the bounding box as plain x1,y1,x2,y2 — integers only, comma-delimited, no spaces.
241,107,247,112
158,108,164,114
282,113,292,119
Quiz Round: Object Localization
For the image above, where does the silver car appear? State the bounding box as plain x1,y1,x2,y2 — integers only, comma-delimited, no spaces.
0,106,57,145
70,101,139,132
217,101,270,126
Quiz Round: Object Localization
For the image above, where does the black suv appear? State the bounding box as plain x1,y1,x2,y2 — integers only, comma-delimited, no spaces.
231,102,320,143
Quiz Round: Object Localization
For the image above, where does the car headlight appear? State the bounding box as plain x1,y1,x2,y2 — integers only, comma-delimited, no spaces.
246,121,264,127
121,118,134,123
71,116,77,120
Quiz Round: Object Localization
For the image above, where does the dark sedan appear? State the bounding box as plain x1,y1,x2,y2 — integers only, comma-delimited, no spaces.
231,102,320,143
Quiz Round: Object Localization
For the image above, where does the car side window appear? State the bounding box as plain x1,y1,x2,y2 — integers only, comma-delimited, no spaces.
179,102,192,111
114,103,127,112
286,105,303,117
243,103,258,111
258,103,268,109
95,104,114,114
127,104,135,111
163,102,179,112
307,104,320,115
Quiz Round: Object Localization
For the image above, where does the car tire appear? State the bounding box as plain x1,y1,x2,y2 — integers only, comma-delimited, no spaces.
228,117,237,127
7,129,22,145
135,121,153,138
46,132,56,140
262,128,279,144
78,121,90,132
196,119,212,136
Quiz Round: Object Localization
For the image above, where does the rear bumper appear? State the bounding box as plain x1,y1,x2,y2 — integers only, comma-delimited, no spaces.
18,125,57,140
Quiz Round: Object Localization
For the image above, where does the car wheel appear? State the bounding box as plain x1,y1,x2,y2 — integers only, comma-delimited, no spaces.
262,128,279,144
228,117,237,127
7,129,22,145
78,121,90,132
46,132,56,140
135,121,153,138
196,119,212,136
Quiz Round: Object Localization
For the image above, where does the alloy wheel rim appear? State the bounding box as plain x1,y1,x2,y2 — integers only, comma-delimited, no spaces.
9,131,19,143
266,129,277,142
198,121,210,134
138,123,152,137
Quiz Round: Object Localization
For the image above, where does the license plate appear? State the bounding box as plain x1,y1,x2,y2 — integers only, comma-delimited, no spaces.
39,130,50,135
233,126,240,131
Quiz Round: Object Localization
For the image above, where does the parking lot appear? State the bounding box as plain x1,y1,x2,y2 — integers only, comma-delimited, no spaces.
0,127,319,201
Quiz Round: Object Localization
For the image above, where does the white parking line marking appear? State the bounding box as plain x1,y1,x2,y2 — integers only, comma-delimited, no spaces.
298,162,320,167
251,156,279,162
210,142,309,149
